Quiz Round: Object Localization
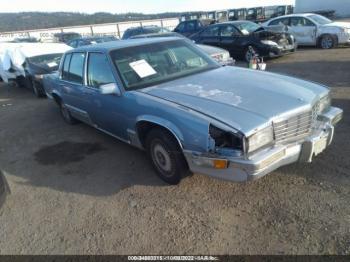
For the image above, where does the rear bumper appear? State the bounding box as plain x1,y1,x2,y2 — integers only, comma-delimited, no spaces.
183,107,343,183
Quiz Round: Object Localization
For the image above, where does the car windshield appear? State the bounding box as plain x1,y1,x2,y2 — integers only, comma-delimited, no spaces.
144,27,171,34
28,53,63,66
111,40,218,90
234,21,262,34
308,15,332,25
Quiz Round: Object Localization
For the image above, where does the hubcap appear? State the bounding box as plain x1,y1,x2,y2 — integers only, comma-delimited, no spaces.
322,36,333,49
152,143,172,174
245,50,252,62
33,85,38,96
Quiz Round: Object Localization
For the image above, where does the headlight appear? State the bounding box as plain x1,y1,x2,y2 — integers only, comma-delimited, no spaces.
318,94,331,114
261,40,278,46
247,125,274,153
34,74,44,80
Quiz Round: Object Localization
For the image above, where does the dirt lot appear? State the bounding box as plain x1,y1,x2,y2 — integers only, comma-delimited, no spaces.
0,47,349,255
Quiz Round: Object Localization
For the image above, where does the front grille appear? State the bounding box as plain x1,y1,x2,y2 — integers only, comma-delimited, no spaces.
273,107,317,144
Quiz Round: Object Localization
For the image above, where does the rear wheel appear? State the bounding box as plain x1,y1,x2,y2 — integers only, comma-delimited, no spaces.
145,128,188,185
60,102,78,125
320,34,337,49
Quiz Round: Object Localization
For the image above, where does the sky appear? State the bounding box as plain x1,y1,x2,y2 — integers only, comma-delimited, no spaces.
1,0,295,14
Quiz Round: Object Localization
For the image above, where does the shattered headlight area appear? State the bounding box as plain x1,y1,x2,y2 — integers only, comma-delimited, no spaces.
209,124,244,157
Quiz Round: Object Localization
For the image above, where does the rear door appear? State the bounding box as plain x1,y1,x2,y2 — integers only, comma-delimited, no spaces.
195,25,221,47
59,52,91,123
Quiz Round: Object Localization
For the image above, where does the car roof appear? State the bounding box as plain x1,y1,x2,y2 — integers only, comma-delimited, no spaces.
71,37,183,53
126,25,162,30
212,20,257,26
269,13,316,20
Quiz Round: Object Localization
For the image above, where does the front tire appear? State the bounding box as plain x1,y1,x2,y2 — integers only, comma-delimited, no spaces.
145,128,188,185
320,34,337,49
244,46,257,63
32,81,46,98
60,102,78,125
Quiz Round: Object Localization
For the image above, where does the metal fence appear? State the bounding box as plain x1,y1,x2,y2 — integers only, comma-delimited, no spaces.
0,18,180,41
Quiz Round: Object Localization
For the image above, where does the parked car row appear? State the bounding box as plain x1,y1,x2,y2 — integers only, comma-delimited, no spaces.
40,37,343,185
180,5,294,23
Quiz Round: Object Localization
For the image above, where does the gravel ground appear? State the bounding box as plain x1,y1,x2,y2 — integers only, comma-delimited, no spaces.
0,46,349,255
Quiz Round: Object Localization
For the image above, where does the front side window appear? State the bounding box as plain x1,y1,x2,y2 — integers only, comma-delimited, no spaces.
220,25,239,37
269,18,289,26
308,15,331,25
87,53,115,88
111,40,218,90
67,53,85,84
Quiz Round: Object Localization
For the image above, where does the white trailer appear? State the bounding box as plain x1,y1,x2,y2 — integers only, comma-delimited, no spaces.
295,0,350,18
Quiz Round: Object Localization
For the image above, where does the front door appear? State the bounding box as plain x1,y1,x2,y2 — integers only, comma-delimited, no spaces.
219,24,242,55
83,52,129,140
196,25,221,47
60,52,91,123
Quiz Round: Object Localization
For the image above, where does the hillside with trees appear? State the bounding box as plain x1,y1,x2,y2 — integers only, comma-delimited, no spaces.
0,12,182,32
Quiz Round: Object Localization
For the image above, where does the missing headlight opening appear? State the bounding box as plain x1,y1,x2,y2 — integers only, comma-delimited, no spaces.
209,124,243,153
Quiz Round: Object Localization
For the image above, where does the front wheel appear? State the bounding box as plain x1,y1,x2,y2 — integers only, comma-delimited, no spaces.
244,46,257,63
32,81,46,98
320,34,337,49
145,129,188,185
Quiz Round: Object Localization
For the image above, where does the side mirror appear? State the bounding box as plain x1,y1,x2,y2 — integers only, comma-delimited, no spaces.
100,83,121,96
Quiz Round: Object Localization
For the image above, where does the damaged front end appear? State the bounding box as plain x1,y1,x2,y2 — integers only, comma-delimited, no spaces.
257,27,297,57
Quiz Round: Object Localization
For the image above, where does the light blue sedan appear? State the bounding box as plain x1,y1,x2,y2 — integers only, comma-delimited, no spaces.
43,37,343,184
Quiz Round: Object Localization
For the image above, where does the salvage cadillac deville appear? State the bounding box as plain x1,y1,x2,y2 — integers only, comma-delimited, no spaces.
43,38,343,185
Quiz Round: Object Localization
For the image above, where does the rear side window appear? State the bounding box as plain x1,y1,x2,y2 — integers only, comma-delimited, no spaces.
62,54,72,80
87,53,115,88
186,21,196,31
176,22,186,32
67,53,85,84
201,26,220,37
269,18,290,26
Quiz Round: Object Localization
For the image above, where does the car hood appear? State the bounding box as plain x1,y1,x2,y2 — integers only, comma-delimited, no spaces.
139,67,328,135
322,22,350,29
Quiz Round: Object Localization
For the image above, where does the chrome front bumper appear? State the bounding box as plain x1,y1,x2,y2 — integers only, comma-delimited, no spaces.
184,107,343,183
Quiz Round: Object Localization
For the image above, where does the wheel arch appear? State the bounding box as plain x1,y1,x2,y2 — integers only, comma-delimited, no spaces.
135,116,185,150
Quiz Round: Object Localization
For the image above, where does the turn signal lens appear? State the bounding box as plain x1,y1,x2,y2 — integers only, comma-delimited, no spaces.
213,160,228,169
